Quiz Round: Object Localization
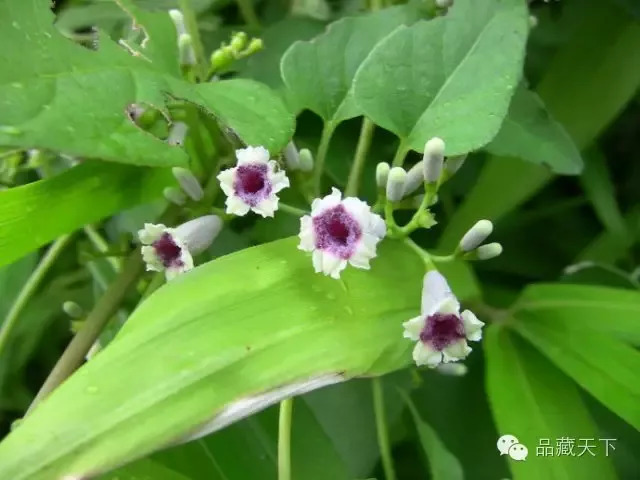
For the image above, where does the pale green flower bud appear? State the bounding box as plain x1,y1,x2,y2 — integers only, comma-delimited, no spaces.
460,219,493,252
283,141,300,170
376,162,390,189
476,242,503,260
245,38,264,55
423,137,445,184
172,167,203,201
298,148,314,172
62,301,84,319
403,160,425,197
210,48,233,71
174,215,224,255
230,32,248,52
168,9,186,36
436,363,468,376
178,33,196,66
167,121,188,146
386,167,407,202
163,186,187,205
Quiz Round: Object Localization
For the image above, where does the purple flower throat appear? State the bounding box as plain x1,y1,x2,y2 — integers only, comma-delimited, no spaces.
313,205,362,259
419,313,465,351
153,233,183,267
234,164,271,206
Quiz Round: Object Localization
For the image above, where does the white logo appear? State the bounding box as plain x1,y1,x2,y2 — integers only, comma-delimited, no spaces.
497,434,528,461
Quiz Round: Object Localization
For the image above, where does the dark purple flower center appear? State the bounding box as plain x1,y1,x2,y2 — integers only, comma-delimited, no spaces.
153,233,183,268
312,204,361,259
419,313,465,351
234,164,271,206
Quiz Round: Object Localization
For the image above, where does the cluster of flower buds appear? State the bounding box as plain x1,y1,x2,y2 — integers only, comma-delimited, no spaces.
283,141,313,172
210,32,263,73
169,10,196,66
458,219,502,261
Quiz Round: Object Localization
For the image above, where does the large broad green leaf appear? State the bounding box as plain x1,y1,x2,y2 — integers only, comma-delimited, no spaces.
514,283,640,345
402,392,464,480
100,459,191,480
352,0,528,155
439,0,640,249
0,238,438,479
280,4,422,124
485,325,616,480
486,86,582,175
0,0,293,167
0,162,171,268
515,314,640,431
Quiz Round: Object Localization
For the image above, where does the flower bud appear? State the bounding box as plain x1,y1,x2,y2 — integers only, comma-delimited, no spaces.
403,160,425,197
178,33,197,66
167,121,188,146
62,301,84,319
168,9,187,36
298,148,314,172
172,167,203,201
283,141,300,170
173,215,223,255
529,15,538,29
376,162,390,189
210,48,233,71
436,363,468,376
245,38,264,55
476,242,503,260
230,32,248,52
386,167,407,202
423,137,445,184
460,219,493,252
445,155,466,176
163,186,187,205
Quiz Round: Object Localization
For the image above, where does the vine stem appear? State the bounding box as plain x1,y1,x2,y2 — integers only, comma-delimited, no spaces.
26,251,145,415
178,0,208,80
345,118,375,197
312,122,336,197
236,0,261,29
403,238,436,271
278,397,294,480
0,234,74,355
278,203,308,217
391,140,409,167
372,377,397,480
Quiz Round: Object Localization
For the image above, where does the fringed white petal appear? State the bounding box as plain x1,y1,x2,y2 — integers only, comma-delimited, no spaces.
402,316,424,341
236,146,270,165
413,342,442,367
461,309,484,342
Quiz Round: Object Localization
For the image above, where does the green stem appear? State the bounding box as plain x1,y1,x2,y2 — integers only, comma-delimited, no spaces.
83,225,121,272
278,397,294,480
397,184,436,236
312,122,335,197
372,377,397,480
0,234,74,355
140,273,165,301
279,203,308,217
391,140,409,167
236,0,261,29
178,0,208,80
345,118,375,196
26,251,145,415
404,238,436,271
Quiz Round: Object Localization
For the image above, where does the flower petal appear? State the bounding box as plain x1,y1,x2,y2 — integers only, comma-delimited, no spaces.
236,146,270,165
402,316,424,341
138,223,167,245
311,187,341,214
312,250,323,273
298,216,315,251
442,339,472,363
461,310,484,342
141,245,163,272
216,168,236,196
225,195,251,216
412,342,442,367
252,197,279,218
421,270,457,315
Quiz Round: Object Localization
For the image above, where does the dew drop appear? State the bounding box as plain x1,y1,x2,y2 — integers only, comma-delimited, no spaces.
11,83,23,88
12,21,19,29
86,385,99,394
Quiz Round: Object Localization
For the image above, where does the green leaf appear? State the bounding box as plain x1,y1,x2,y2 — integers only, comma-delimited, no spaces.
514,313,640,431
439,1,640,249
353,0,528,155
514,283,640,345
0,238,429,479
100,459,191,480
280,5,422,124
0,0,293,166
0,162,172,268
485,325,617,480
486,86,582,175
401,392,464,480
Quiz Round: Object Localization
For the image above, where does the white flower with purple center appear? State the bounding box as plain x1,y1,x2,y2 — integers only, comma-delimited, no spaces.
298,188,386,279
402,270,484,367
138,216,222,280
217,146,290,217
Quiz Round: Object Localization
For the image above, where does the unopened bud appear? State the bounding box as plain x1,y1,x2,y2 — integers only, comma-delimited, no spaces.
172,167,203,201
403,161,425,197
460,219,493,252
529,15,538,29
230,32,248,52
476,242,503,260
245,38,264,55
436,363,467,376
298,148,314,172
376,162,390,189
445,155,466,176
62,301,84,319
173,215,223,255
163,186,187,205
210,47,233,71
423,137,445,184
283,141,300,170
167,121,188,146
169,9,187,36
386,167,407,202
178,33,196,66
